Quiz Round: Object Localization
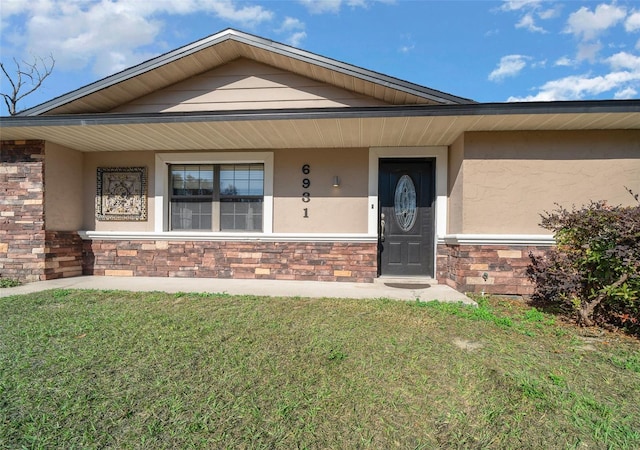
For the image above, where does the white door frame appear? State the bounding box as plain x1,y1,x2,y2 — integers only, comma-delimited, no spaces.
368,146,448,276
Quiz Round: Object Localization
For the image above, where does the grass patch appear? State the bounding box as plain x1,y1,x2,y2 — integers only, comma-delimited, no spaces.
1,290,639,449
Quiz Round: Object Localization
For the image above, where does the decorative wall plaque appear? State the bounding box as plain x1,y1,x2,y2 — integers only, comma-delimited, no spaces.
96,167,147,221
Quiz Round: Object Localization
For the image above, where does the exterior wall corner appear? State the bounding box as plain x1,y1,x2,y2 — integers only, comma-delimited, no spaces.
1,140,84,282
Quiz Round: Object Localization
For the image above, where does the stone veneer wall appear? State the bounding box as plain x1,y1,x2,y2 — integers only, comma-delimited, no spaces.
45,231,84,279
0,140,46,282
83,240,378,282
436,243,549,295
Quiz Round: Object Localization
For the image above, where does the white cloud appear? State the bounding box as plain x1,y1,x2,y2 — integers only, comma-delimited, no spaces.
614,86,637,98
298,0,343,14
500,0,557,34
0,0,47,34
277,16,307,47
555,56,574,67
280,17,305,31
349,0,396,7
500,0,542,12
399,45,414,54
531,59,547,68
298,0,395,14
508,69,640,101
626,11,640,32
576,41,603,62
208,1,274,24
1,0,32,16
1,0,275,76
607,51,640,71
515,13,546,33
510,49,640,102
565,3,626,41
398,33,415,54
489,54,529,82
287,31,307,47
538,6,561,20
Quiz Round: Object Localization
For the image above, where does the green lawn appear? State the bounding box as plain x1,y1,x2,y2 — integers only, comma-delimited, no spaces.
1,289,638,449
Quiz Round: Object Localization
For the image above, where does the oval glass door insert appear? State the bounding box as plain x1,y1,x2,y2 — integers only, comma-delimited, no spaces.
394,175,417,231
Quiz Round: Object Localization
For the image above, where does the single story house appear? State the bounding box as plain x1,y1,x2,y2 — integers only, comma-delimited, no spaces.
1,29,639,295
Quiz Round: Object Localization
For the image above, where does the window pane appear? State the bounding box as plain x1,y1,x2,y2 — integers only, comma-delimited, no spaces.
248,164,264,196
199,166,214,195
220,199,263,231
170,200,212,230
172,165,185,191
171,165,214,196
220,164,263,197
233,179,250,195
219,165,236,196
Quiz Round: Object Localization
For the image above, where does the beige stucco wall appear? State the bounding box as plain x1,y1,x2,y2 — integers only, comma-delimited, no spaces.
83,152,155,231
80,148,367,234
112,59,387,113
44,142,84,231
449,130,640,234
447,134,465,235
273,148,369,233
77,129,639,236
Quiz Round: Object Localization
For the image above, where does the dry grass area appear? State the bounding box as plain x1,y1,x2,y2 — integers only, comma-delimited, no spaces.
1,289,639,449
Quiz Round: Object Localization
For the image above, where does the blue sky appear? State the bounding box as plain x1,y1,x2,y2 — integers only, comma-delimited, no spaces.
1,0,640,115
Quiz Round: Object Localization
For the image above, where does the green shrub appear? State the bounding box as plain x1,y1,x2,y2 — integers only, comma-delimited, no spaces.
0,277,21,288
527,197,640,334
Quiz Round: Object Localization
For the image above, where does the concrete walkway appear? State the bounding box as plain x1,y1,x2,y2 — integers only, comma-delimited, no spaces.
0,275,475,305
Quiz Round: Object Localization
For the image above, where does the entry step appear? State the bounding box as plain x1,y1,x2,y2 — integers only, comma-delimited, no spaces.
375,277,438,286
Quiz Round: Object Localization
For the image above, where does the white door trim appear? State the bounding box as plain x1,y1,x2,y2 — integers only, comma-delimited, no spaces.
369,146,448,277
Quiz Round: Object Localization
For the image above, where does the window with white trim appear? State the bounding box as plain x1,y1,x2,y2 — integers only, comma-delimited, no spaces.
155,152,273,234
169,163,264,232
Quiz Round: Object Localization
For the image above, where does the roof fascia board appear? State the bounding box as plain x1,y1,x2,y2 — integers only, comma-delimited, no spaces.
5,100,640,128
19,29,473,117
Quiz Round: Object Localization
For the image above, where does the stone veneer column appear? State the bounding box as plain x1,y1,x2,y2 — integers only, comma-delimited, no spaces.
1,140,46,282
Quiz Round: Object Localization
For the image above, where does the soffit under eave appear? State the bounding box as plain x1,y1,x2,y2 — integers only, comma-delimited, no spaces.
2,112,638,152
40,40,440,116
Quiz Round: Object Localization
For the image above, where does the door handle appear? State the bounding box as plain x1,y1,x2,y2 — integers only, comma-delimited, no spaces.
380,213,385,242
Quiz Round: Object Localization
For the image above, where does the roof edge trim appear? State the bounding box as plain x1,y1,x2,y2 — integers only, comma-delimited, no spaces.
4,99,639,127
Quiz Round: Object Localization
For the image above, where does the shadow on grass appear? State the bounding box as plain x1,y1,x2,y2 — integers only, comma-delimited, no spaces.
524,294,640,339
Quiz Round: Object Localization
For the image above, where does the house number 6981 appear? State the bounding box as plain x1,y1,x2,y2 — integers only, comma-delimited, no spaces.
302,164,310,218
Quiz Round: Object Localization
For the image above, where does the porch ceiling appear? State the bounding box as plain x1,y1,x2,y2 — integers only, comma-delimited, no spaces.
2,102,639,152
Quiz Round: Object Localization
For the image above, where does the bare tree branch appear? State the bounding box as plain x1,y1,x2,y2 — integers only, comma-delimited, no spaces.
0,54,55,115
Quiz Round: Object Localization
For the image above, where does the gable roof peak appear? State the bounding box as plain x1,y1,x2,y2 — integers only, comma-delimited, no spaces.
20,28,475,116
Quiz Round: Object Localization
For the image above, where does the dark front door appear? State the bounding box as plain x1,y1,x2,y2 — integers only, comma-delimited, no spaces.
378,159,435,277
